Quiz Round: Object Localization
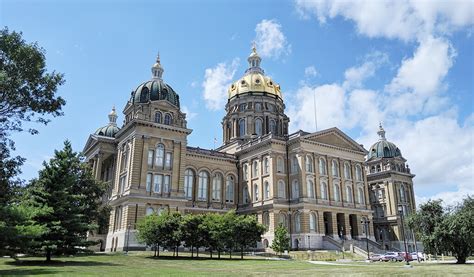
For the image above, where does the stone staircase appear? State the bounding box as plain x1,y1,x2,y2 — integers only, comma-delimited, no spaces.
323,235,401,258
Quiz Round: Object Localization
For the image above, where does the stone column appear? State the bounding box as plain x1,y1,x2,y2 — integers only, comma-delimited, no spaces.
344,214,352,240
95,153,103,180
331,212,338,239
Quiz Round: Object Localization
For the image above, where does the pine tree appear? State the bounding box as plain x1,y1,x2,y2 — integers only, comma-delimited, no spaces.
27,141,106,261
271,223,290,255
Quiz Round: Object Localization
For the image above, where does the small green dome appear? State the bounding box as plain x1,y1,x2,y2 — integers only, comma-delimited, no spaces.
367,124,402,159
131,79,180,107
94,106,120,138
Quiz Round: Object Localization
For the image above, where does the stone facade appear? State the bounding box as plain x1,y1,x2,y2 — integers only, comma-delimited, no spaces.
83,48,415,253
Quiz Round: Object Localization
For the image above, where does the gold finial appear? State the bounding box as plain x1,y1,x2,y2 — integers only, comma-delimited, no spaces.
251,41,257,53
156,52,161,63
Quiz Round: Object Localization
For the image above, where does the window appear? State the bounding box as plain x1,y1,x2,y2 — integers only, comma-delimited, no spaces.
263,212,270,227
225,176,234,203
243,163,248,181
344,162,351,179
254,184,259,202
165,152,172,170
163,175,170,193
310,213,317,232
320,182,328,200
346,186,353,203
307,179,315,198
146,173,152,192
155,144,164,168
154,112,162,123
153,174,162,193
264,181,270,199
148,150,154,167
253,160,259,177
243,186,249,204
184,169,194,199
212,173,222,201
198,171,209,201
269,119,277,134
334,183,341,202
264,157,269,174
239,103,246,111
278,180,286,198
356,165,362,181
255,118,263,136
119,174,126,194
294,213,301,233
157,207,165,215
164,114,172,125
277,157,284,173
278,214,286,227
399,185,406,202
332,160,339,177
120,147,129,172
291,156,298,173
292,180,299,199
306,156,313,173
146,207,154,216
319,158,327,175
358,187,365,204
255,102,262,111
239,119,246,136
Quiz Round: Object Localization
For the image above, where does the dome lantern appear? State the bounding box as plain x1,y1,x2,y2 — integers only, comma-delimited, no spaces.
367,124,402,159
245,43,263,75
151,53,164,80
108,106,118,126
377,122,386,141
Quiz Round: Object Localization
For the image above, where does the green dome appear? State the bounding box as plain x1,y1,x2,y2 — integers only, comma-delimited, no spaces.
367,124,402,159
131,79,180,107
95,124,120,138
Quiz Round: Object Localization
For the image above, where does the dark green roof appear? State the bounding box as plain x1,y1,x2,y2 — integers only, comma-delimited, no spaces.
95,124,120,138
368,140,401,159
131,79,180,107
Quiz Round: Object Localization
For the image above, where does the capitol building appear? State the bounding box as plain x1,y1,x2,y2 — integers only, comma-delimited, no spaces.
83,46,418,253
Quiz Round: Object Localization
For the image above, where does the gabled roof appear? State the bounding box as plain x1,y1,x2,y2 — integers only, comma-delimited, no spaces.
299,127,368,154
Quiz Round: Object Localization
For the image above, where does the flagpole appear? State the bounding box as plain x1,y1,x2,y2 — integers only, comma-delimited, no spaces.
313,90,318,131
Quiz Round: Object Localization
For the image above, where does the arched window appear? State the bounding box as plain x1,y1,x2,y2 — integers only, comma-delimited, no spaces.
255,118,263,136
346,186,353,203
146,207,154,216
154,112,162,123
120,146,129,172
358,187,365,204
155,144,165,168
306,155,313,173
243,186,249,204
184,169,194,199
309,213,317,232
332,160,339,177
263,212,270,227
164,114,172,125
243,163,248,181
264,181,270,199
277,157,284,173
239,119,246,136
294,213,301,233
269,119,277,134
292,179,299,199
319,158,327,175
291,156,298,173
355,165,363,181
212,173,222,201
263,157,269,175
254,184,259,202
198,171,209,201
344,162,351,179
225,176,234,203
334,183,341,202
307,179,314,198
320,181,328,200
157,207,165,215
278,213,286,227
278,180,286,198
255,102,262,111
253,160,259,177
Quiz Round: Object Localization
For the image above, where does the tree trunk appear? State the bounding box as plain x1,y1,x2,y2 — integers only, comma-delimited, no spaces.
197,247,199,257
241,247,244,259
210,248,213,259
191,246,194,258
218,250,221,259
154,245,157,257
456,256,466,264
46,248,52,262
157,244,160,257
229,249,232,259
176,244,179,257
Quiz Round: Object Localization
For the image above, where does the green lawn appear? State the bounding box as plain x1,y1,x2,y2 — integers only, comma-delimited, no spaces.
0,252,472,276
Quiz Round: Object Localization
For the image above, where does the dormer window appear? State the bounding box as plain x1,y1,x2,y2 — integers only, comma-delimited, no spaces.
154,112,162,123
164,114,172,125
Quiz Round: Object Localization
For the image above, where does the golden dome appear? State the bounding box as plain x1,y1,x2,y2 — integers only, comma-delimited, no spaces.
228,45,282,100
228,72,282,99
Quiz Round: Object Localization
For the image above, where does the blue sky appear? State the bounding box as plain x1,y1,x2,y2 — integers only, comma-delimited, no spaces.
2,0,473,205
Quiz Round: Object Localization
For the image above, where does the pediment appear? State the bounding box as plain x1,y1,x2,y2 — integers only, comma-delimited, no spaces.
83,135,99,154
302,127,367,153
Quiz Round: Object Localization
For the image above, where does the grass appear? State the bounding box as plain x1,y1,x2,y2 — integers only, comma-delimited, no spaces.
0,251,472,276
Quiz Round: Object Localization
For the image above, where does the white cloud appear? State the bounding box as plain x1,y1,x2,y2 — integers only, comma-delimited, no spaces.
304,65,318,78
343,52,388,89
202,58,239,111
295,0,474,41
255,19,291,58
181,105,197,121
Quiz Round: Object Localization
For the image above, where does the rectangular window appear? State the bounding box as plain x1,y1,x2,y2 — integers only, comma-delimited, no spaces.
165,152,172,170
146,173,152,192
119,174,127,194
154,174,162,193
164,175,170,193
148,150,154,167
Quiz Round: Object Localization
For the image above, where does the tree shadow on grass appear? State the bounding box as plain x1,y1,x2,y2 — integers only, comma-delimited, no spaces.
5,260,120,267
143,255,278,262
0,268,62,275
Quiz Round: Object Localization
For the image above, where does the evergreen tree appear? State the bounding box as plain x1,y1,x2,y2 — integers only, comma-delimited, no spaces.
27,141,106,261
271,223,290,255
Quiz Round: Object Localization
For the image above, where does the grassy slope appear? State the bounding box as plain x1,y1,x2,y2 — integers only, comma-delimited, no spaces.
0,252,472,276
